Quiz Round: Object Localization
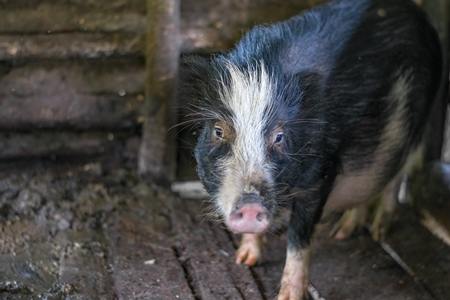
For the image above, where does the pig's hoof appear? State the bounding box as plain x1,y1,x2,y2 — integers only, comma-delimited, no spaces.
330,206,367,239
369,190,395,242
277,276,308,300
235,233,261,266
277,287,308,300
369,211,392,242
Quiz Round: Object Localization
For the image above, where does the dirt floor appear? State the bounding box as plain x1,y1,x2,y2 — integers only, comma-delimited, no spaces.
0,159,449,300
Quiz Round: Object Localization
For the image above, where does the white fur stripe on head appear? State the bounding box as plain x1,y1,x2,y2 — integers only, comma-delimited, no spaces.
219,61,276,169
216,61,277,214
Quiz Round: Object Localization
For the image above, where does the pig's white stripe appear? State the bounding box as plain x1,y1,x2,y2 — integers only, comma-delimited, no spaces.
220,61,275,170
216,61,276,214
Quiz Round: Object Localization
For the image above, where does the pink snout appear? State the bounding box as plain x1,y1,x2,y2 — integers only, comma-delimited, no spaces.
227,203,270,233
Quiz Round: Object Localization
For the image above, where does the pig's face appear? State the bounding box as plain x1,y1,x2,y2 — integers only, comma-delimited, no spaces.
191,62,316,234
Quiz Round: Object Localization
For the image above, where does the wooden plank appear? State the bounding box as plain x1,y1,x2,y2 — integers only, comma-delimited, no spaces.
171,181,208,199
0,60,144,130
0,131,133,160
0,0,145,11
0,94,142,130
0,33,143,61
0,59,145,100
0,30,229,62
0,4,146,34
107,217,193,299
105,183,194,300
172,199,264,299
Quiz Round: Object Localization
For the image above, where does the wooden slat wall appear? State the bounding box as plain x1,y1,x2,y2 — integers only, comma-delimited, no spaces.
0,0,326,162
1,0,447,168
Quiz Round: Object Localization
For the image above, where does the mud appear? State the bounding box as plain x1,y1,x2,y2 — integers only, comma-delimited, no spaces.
0,162,131,299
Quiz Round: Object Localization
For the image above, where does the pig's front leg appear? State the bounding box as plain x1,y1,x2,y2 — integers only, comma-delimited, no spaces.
278,186,329,300
235,232,311,300
236,233,262,266
278,247,310,300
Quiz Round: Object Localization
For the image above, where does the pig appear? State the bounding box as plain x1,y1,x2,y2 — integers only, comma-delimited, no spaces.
179,0,442,298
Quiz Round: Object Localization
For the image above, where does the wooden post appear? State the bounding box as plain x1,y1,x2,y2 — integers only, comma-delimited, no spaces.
408,0,450,234
421,0,449,161
138,0,180,182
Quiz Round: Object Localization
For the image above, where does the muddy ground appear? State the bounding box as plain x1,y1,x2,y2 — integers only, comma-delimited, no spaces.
0,161,123,298
0,158,449,300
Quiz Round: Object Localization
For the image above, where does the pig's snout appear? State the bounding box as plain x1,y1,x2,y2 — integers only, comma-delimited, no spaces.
227,194,270,233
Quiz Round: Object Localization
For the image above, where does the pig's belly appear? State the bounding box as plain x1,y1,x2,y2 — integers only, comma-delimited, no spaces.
323,141,422,214
323,172,380,213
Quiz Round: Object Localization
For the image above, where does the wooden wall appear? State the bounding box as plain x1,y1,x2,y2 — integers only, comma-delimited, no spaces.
0,0,326,164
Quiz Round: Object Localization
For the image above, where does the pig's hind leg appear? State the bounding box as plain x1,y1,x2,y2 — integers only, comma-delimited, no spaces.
369,176,401,242
329,204,369,239
330,143,424,242
330,180,399,242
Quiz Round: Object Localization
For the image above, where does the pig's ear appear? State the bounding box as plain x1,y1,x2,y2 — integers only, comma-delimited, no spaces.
178,56,213,110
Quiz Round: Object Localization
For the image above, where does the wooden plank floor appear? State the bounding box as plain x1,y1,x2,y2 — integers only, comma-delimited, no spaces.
0,164,449,299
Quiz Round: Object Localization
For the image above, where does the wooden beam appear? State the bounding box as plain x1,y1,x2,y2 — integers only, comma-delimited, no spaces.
138,0,180,182
0,60,144,130
420,0,449,161
0,131,134,160
0,30,230,62
0,4,146,34
0,33,143,61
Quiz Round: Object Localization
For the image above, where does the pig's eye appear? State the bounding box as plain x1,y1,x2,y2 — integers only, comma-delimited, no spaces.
274,133,283,144
214,126,224,139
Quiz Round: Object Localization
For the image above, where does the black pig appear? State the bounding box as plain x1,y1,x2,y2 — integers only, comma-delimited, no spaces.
180,0,442,298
